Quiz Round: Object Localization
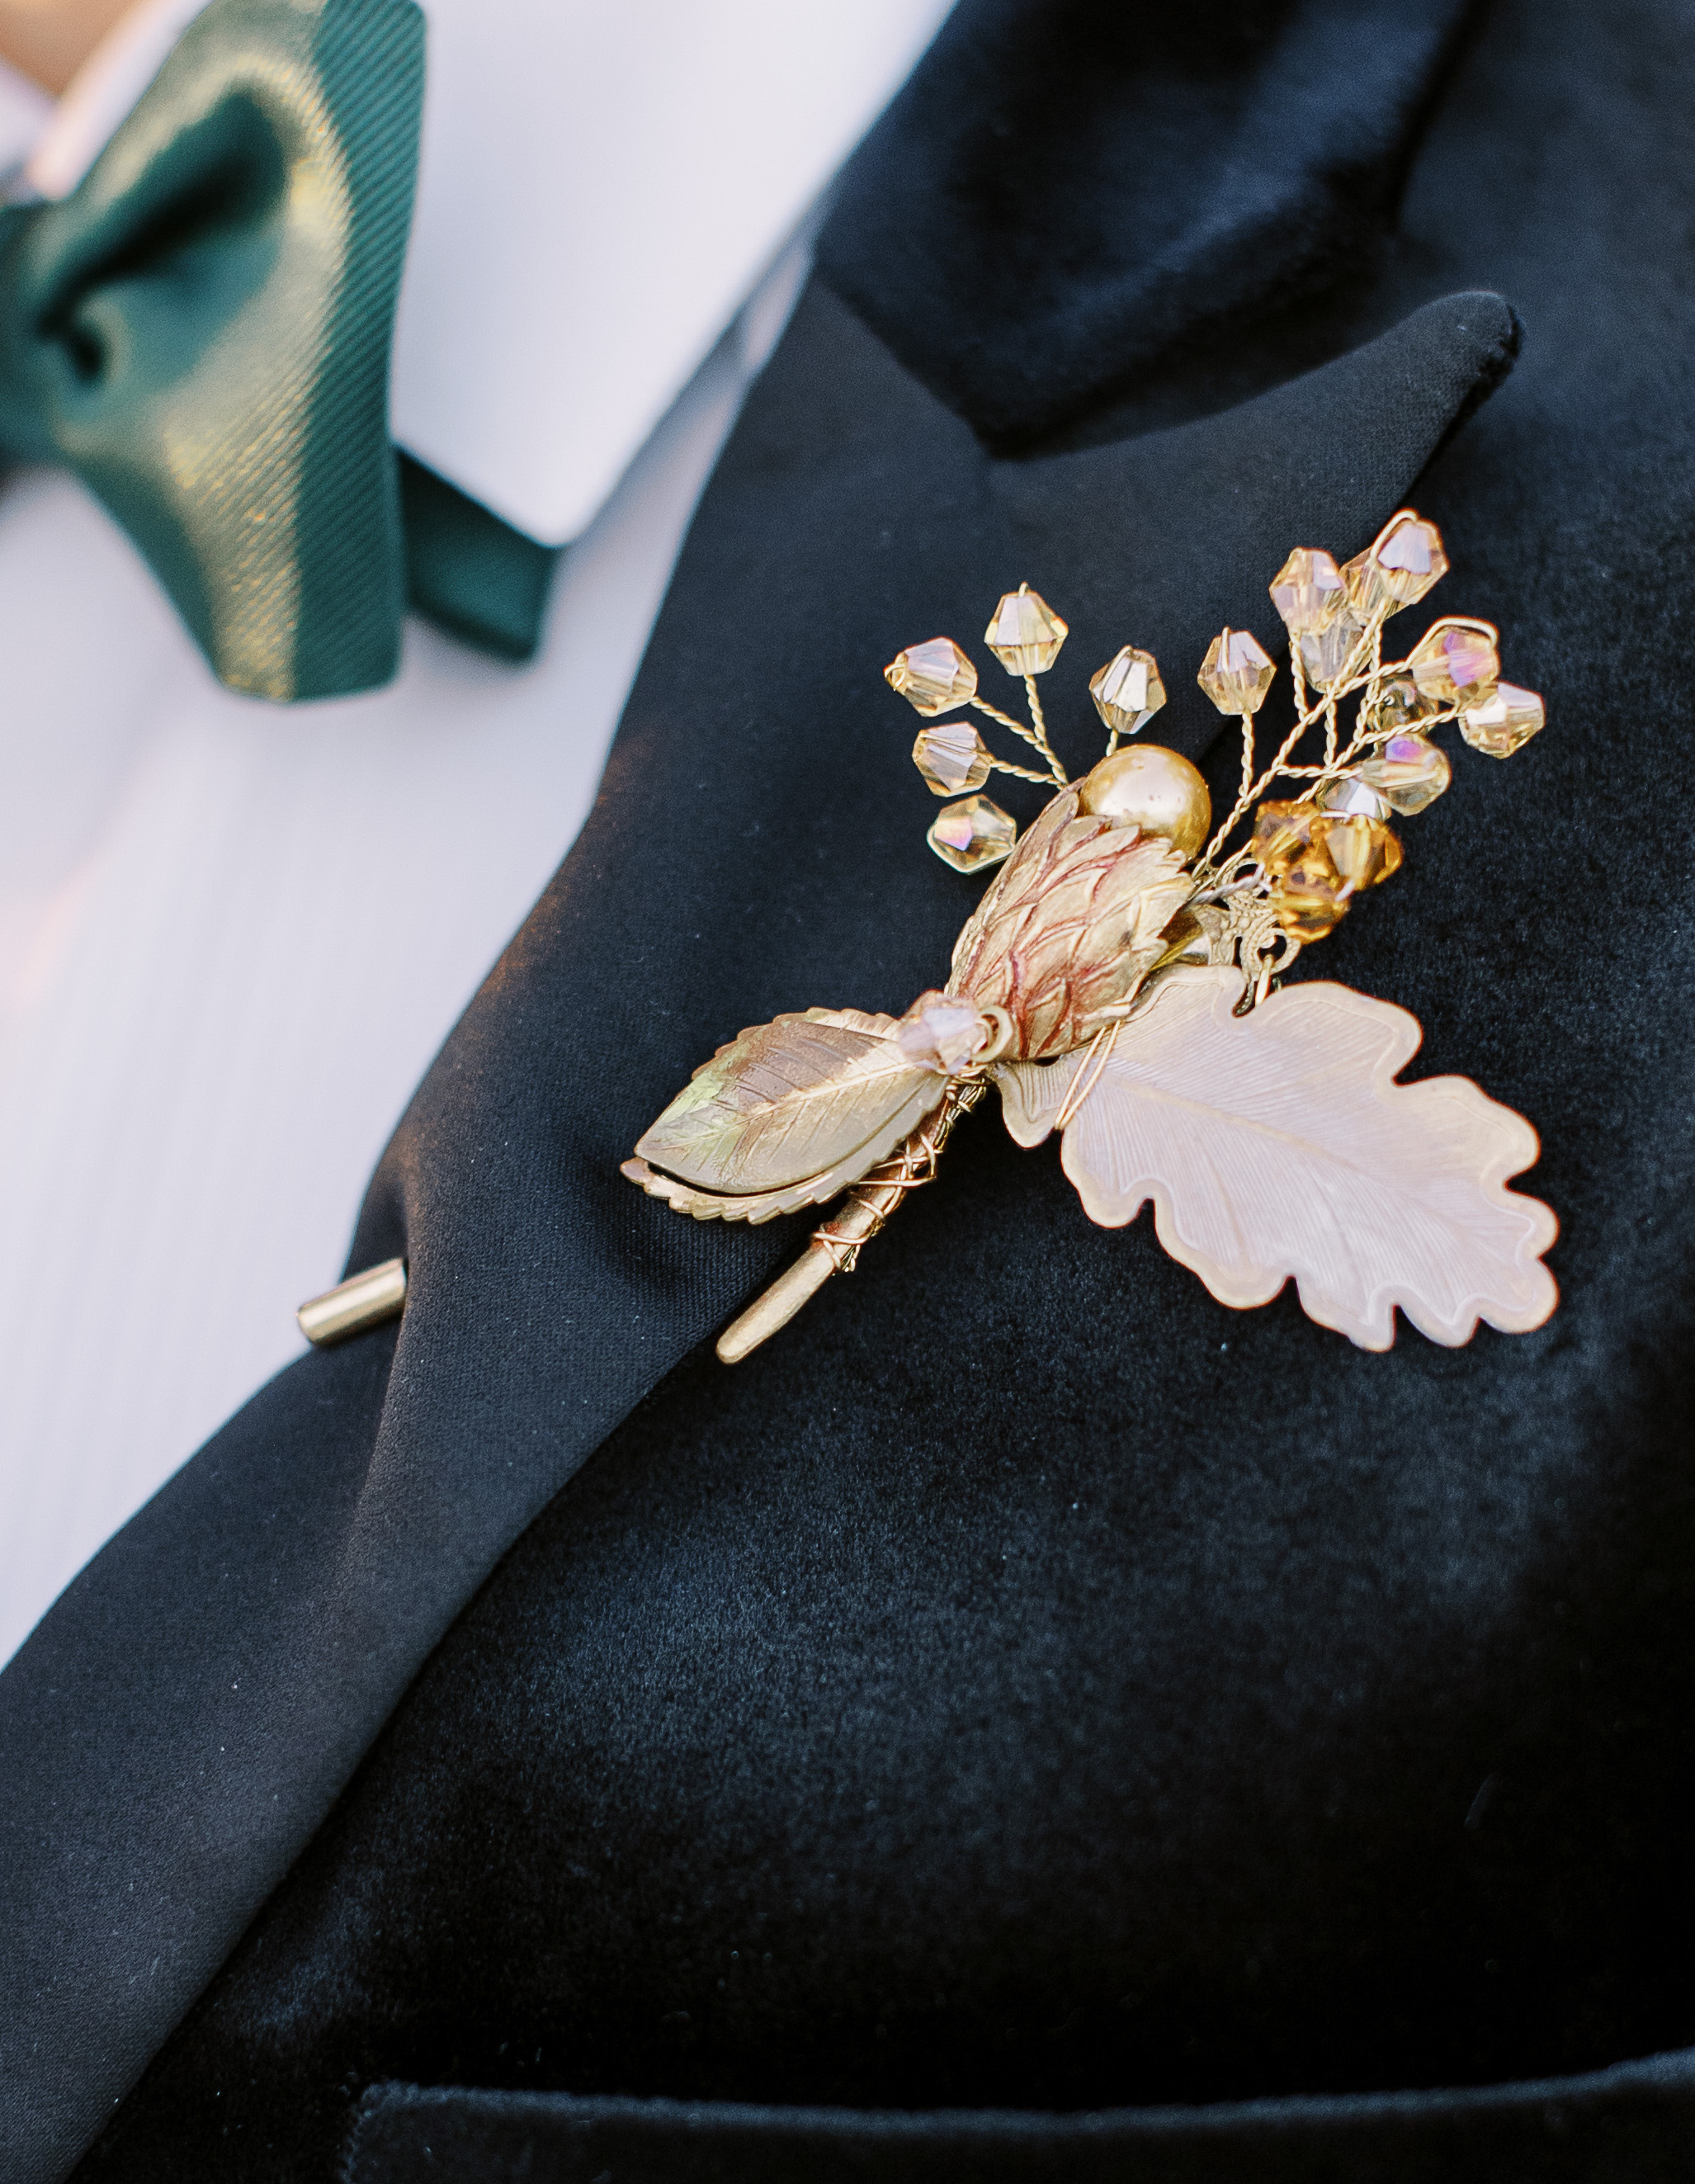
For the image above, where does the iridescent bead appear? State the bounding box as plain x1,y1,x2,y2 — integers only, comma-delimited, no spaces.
1342,511,1449,621
1409,617,1499,708
1269,547,1348,635
928,794,1017,872
1357,732,1452,815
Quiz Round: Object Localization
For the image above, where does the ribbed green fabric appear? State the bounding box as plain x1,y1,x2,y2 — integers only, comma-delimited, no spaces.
398,452,560,664
0,0,559,702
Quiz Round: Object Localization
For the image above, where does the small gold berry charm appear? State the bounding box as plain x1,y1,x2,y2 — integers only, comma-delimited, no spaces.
626,511,1555,1364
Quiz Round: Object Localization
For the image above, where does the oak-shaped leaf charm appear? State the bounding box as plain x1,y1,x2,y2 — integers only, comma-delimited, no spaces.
624,1007,951,1222
949,787,1194,1059
998,965,1557,1350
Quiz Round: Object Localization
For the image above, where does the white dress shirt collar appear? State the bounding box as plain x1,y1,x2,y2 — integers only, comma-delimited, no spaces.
15,0,954,545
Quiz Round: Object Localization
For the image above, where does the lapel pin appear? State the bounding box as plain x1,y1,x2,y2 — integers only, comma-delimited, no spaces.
624,513,1556,1363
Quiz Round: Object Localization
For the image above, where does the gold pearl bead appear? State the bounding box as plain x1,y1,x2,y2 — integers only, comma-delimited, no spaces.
1075,745,1211,859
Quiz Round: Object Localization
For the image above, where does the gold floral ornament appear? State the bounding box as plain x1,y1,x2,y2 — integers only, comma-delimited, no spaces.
623,512,1556,1363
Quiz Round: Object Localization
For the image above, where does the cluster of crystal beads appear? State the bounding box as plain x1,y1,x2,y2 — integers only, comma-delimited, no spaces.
912,719,993,797
1198,626,1277,714
1409,618,1499,707
985,585,1068,676
1342,512,1449,621
1089,645,1166,736
1251,801,1403,943
929,794,1017,872
1460,682,1545,757
885,636,977,716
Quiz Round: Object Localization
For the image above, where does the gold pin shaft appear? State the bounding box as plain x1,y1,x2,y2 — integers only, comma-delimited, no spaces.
297,1258,408,1347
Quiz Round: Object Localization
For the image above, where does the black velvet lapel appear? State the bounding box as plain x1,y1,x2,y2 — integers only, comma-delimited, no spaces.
341,2063,1695,2184
0,281,1513,2184
817,0,1481,442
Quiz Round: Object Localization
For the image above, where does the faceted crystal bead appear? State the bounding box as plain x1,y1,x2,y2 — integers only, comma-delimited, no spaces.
928,794,1017,872
912,719,993,797
1250,800,1401,935
1296,610,1367,693
1249,800,1324,877
1089,645,1166,735
1342,511,1449,621
1323,812,1403,891
1272,882,1350,944
1365,673,1438,733
1409,618,1499,707
898,994,986,1073
1358,731,1452,815
1315,772,1392,821
1197,626,1276,714
885,636,978,716
984,585,1068,676
1269,547,1348,635
1461,682,1546,758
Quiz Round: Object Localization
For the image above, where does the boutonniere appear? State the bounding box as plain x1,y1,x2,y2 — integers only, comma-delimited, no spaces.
624,512,1556,1363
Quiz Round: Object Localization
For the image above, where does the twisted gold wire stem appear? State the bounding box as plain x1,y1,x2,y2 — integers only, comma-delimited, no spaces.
1022,675,1069,783
1196,607,1393,880
716,1076,992,1364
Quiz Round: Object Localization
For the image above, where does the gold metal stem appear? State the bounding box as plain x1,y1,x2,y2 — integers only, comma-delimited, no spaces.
716,1078,989,1364
297,1257,407,1346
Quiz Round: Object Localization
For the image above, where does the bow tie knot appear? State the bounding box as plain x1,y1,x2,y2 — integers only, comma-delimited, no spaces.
0,0,555,702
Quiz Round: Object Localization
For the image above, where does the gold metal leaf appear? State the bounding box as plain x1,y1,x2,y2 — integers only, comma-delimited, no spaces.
635,1008,948,1200
949,787,1193,1059
998,966,1557,1350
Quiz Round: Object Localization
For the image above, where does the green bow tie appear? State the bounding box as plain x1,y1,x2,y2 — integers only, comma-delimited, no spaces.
0,0,558,702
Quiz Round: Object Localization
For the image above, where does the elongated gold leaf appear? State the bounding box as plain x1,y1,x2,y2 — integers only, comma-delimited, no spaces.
635,1007,947,1197
998,966,1557,1350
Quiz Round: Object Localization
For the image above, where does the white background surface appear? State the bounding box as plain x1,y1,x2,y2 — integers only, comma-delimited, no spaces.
0,0,953,1669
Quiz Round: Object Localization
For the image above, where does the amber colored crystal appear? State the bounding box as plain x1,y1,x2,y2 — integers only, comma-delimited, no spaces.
984,585,1068,676
1272,882,1351,944
1089,645,1166,735
1269,547,1348,636
1461,682,1546,758
1324,812,1403,891
1198,626,1276,714
928,794,1018,872
1409,617,1499,708
1296,610,1367,693
912,719,992,797
1358,731,1452,815
885,636,978,716
1251,800,1401,943
1342,511,1449,621
1250,800,1324,877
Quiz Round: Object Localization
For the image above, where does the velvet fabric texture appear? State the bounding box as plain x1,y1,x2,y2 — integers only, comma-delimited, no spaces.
2,0,1693,2177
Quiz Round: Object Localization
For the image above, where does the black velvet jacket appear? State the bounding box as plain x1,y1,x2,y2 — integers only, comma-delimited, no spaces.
6,1,1695,2178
